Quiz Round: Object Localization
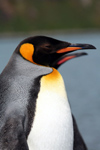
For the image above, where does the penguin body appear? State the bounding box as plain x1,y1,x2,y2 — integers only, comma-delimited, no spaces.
0,36,96,150
0,52,73,150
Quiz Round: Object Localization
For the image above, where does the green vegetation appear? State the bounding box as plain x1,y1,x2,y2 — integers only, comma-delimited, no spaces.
0,0,100,33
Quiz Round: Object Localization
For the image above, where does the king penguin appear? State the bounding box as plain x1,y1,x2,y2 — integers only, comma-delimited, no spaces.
0,36,96,150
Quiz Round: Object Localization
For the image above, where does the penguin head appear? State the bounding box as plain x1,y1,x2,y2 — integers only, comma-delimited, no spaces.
17,36,96,69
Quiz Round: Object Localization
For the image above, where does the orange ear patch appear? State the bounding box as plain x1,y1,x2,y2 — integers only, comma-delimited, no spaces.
20,43,34,63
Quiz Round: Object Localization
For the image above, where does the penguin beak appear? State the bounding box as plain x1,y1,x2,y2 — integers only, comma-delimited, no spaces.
53,43,96,68
57,43,96,53
57,52,87,65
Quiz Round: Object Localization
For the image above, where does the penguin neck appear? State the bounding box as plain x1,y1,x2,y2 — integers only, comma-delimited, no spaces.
1,53,53,79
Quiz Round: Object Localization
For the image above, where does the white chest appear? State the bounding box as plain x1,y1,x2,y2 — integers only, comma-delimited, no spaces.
27,69,73,150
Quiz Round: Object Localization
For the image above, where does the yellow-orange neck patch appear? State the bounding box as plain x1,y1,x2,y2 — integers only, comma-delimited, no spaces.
20,43,34,63
38,68,67,100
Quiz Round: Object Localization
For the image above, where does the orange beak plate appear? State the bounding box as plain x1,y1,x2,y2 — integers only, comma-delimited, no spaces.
57,47,82,53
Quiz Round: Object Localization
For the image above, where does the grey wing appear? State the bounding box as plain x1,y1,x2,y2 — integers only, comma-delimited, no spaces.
0,117,29,150
72,115,87,150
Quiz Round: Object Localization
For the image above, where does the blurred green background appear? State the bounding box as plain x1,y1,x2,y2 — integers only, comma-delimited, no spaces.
0,0,100,33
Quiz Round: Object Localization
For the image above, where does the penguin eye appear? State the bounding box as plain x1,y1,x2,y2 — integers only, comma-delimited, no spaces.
42,44,51,49
45,45,51,48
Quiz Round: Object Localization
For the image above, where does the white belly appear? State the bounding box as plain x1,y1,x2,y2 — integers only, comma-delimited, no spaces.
27,91,73,150
27,69,73,150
